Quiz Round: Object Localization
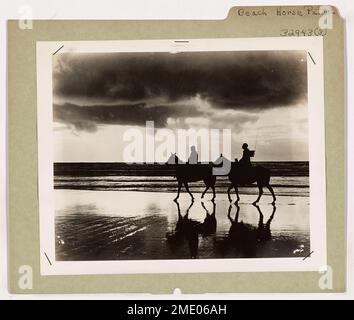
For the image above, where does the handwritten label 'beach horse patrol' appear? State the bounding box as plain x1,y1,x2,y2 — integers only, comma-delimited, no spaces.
237,6,334,18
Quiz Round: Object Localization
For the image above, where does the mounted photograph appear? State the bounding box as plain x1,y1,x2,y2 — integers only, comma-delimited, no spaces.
36,38,327,275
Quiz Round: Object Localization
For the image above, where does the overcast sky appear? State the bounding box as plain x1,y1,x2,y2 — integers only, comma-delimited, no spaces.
53,50,308,162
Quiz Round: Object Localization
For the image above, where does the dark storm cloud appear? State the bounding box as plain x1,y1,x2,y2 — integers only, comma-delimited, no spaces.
53,103,205,132
53,51,307,110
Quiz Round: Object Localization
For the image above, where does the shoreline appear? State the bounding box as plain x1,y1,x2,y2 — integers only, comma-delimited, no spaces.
54,161,310,177
53,187,309,198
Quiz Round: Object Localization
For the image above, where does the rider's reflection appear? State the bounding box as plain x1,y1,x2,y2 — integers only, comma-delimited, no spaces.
166,200,217,259
201,201,217,236
217,203,277,258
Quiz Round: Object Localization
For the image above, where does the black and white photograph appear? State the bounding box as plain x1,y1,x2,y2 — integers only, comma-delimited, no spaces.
36,38,326,274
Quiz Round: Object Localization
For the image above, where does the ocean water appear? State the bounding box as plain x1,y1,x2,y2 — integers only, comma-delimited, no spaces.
54,162,309,197
54,162,310,261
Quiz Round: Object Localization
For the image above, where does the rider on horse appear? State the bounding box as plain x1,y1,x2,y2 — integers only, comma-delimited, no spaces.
188,146,198,164
239,143,255,168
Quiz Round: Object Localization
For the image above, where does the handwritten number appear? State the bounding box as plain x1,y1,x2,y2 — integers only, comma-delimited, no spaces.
280,28,328,37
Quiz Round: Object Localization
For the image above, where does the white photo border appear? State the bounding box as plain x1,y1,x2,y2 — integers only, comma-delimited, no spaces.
36,37,326,275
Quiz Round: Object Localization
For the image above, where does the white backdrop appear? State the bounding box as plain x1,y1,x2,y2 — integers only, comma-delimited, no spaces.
0,0,352,300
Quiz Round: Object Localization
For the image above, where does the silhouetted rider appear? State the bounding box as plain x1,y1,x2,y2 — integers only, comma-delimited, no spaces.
239,143,254,167
188,146,198,164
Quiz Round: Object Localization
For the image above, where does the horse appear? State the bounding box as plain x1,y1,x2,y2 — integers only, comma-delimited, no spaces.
227,162,276,205
166,153,216,201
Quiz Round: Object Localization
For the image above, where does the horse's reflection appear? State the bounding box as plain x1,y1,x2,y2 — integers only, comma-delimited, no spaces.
218,203,277,258
255,204,276,242
201,201,217,236
166,200,217,259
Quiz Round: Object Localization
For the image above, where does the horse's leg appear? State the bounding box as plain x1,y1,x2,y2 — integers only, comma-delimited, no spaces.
211,185,216,201
234,185,240,203
227,184,233,202
174,181,182,201
211,177,216,201
253,184,263,205
184,182,194,200
267,184,276,205
201,185,209,199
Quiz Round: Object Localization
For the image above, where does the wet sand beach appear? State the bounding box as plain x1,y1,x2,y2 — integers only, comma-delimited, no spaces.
55,190,310,261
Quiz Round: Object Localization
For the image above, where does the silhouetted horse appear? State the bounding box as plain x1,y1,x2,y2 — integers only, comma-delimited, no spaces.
167,153,216,201
227,162,276,205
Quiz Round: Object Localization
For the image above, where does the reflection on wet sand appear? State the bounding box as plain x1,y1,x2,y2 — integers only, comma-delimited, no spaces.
166,201,277,259
166,200,217,258
55,190,310,261
215,203,276,258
